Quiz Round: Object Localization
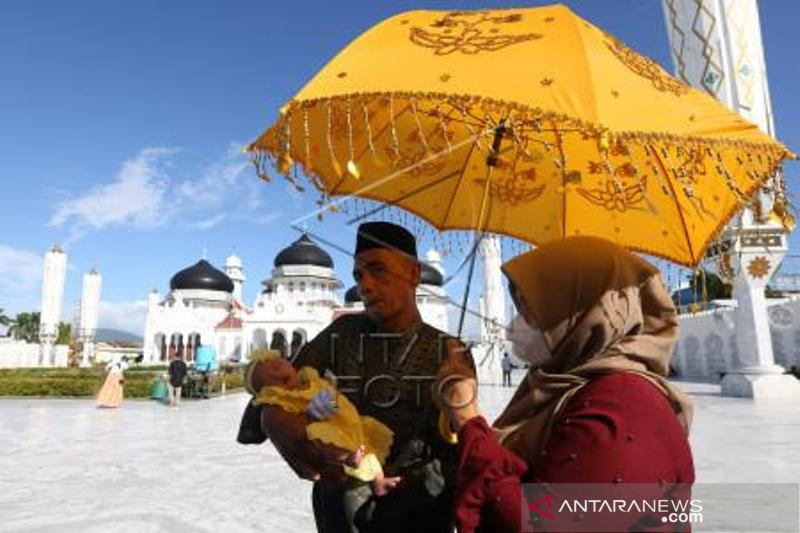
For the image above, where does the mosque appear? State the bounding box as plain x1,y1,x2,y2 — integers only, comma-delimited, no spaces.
141,234,451,365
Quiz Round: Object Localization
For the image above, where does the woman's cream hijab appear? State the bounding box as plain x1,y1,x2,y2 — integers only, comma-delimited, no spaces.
494,236,693,464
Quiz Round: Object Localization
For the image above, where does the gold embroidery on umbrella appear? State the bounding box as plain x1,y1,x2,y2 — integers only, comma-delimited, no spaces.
410,11,542,55
605,34,689,96
473,175,546,206
472,149,547,206
577,177,647,212
747,256,770,279
383,124,452,178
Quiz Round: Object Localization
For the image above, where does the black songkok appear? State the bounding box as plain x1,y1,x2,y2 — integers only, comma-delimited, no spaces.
355,221,417,259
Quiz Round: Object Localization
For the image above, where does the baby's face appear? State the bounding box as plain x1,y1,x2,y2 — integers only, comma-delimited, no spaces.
252,357,300,390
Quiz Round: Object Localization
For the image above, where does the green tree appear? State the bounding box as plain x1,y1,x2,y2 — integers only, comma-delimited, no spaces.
0,308,11,336
0,308,11,327
57,322,72,345
8,312,40,343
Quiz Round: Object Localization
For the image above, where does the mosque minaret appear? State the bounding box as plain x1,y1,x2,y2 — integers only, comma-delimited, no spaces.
39,244,67,366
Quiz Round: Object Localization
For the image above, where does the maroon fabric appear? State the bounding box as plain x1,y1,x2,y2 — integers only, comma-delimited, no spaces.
455,373,695,532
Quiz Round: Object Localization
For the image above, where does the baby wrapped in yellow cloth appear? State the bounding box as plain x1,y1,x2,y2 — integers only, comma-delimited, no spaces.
244,350,399,491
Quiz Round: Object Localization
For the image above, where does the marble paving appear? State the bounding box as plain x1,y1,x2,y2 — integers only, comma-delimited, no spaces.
1,380,798,532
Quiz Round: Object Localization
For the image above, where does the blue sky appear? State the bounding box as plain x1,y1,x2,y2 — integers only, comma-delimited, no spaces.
1,0,798,335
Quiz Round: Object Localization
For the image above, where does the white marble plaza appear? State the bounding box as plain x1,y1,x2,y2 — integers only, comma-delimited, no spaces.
1,380,799,532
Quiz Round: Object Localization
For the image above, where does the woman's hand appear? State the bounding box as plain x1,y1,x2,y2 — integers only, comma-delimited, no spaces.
435,338,480,432
438,376,480,432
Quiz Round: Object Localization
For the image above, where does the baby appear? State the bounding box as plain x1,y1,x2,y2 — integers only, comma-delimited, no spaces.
244,350,401,496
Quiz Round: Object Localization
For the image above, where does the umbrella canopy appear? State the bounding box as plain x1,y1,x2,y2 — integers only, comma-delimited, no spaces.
247,4,793,267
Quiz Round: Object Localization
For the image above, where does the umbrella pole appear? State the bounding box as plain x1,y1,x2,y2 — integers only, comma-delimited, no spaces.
456,121,506,338
457,235,483,337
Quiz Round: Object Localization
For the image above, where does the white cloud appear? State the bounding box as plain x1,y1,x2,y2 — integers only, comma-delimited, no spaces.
47,142,277,242
192,213,226,230
249,211,284,226
177,142,248,207
97,300,148,336
0,244,42,298
49,147,176,239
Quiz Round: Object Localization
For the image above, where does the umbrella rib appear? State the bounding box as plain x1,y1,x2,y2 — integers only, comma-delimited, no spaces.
345,169,463,225
441,135,482,229
551,121,568,238
651,145,696,264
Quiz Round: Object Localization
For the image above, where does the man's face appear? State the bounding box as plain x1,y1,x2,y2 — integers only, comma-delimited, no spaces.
353,248,421,324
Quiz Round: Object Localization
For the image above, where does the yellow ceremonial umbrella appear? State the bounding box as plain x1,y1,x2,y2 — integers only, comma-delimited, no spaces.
247,4,794,268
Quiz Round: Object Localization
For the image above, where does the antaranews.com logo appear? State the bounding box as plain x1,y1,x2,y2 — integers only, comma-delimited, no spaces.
521,483,798,533
528,493,702,523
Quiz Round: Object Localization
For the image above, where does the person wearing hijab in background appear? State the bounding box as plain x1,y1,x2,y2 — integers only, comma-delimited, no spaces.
97,356,128,408
438,236,695,532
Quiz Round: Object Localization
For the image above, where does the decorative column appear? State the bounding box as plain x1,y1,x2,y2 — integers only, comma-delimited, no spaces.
661,0,800,398
720,228,799,397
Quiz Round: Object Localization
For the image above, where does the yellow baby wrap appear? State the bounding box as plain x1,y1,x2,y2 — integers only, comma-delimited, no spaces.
253,367,394,478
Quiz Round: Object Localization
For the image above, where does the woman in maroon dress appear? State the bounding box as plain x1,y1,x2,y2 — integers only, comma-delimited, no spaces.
441,236,695,532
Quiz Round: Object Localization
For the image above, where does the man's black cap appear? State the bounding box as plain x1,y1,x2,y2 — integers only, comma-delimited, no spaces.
355,221,417,259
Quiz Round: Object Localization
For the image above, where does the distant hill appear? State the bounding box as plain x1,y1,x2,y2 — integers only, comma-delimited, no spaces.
94,328,143,344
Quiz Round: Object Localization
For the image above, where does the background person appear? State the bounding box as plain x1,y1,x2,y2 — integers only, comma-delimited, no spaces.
168,354,187,407
97,357,128,408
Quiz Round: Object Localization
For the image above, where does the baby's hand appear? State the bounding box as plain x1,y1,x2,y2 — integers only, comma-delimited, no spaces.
307,388,337,420
373,475,402,497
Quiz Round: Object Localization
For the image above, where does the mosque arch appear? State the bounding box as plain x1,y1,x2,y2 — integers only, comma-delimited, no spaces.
270,329,288,358
169,333,184,360
186,332,201,362
153,332,167,362
252,329,268,349
290,329,307,358
231,335,242,361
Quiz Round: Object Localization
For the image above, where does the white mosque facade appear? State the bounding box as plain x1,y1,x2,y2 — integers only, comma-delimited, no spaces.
142,234,451,365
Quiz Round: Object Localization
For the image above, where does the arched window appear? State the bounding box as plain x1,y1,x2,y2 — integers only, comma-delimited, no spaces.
252,329,268,349
291,329,306,358
270,330,288,358
154,333,166,362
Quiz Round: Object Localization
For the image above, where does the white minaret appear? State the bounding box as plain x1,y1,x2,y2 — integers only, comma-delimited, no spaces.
476,235,507,381
418,249,449,332
225,254,246,302
79,268,102,366
479,235,507,340
39,244,67,366
143,289,161,363
661,0,799,398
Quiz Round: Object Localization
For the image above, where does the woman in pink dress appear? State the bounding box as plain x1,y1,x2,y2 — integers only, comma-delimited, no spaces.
97,358,127,408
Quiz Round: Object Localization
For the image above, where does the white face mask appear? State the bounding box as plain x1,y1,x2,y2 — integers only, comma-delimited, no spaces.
508,314,552,367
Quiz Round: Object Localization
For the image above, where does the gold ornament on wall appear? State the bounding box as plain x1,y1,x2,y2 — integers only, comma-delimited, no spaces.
747,256,771,279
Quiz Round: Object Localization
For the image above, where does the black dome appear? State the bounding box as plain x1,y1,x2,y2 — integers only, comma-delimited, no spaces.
420,262,443,286
170,259,234,293
274,234,334,268
344,286,362,303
